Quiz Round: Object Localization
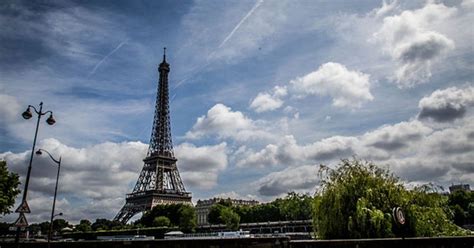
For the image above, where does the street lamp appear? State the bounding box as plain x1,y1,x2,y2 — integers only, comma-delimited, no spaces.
50,212,63,243
15,102,55,244
35,149,61,245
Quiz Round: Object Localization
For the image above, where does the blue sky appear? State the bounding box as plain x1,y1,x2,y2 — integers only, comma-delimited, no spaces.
1,0,473,223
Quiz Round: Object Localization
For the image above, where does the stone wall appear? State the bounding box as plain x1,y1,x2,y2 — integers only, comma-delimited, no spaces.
0,237,290,248
291,236,473,248
1,236,472,248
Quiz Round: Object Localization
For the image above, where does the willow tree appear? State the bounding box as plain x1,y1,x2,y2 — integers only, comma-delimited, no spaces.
312,158,467,239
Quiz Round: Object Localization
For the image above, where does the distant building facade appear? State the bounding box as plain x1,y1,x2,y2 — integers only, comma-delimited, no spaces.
195,198,259,226
449,184,471,193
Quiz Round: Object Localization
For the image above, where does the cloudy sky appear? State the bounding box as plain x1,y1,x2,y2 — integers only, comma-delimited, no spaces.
0,0,473,223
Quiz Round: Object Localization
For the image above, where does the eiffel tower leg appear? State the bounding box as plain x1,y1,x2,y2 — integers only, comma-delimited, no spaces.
114,204,139,224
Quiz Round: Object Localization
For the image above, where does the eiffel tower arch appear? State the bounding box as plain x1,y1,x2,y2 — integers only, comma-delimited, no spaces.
114,48,192,224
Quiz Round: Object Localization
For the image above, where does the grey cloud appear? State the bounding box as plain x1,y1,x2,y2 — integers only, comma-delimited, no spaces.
309,147,354,161
258,180,316,196
256,165,318,197
452,162,474,173
419,104,466,122
398,163,450,182
362,121,432,152
468,131,474,139
418,86,474,122
258,183,289,196
439,142,474,155
400,33,453,63
370,140,407,151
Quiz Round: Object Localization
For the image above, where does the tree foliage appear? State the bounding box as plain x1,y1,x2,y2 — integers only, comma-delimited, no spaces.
153,216,171,227
208,204,226,224
75,219,92,232
0,160,21,215
138,204,196,232
312,158,468,239
220,207,240,230
91,218,123,231
178,204,197,232
53,218,71,233
233,193,312,223
448,189,474,226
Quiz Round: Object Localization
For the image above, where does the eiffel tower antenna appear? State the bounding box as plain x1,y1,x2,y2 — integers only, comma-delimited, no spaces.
114,49,192,223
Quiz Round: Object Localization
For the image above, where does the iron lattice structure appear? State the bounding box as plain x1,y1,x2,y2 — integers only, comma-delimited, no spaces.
114,49,192,224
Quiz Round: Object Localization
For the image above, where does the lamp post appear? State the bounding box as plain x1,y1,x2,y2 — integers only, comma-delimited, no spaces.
15,102,55,245
35,149,61,246
50,212,63,244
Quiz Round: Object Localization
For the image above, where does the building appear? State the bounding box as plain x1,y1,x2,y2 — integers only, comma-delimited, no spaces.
449,184,471,193
195,198,259,226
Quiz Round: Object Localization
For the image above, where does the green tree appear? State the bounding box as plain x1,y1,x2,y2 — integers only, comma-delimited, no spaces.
452,204,466,226
53,219,70,233
178,205,196,232
139,204,182,227
0,161,21,215
39,221,50,235
153,216,171,227
75,219,92,232
220,207,240,230
448,190,472,210
313,158,467,239
280,192,313,220
208,204,225,224
91,218,112,231
28,223,41,236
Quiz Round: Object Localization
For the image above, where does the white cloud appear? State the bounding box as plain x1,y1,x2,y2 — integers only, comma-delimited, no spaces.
371,0,399,18
245,85,474,196
373,2,456,87
1,138,231,222
0,94,22,122
175,142,228,190
290,62,373,108
185,103,272,141
361,120,433,152
236,135,357,168
213,191,258,201
1,138,147,222
250,86,287,113
250,93,283,113
250,117,474,196
418,85,474,122
461,0,474,9
236,144,279,168
305,136,358,161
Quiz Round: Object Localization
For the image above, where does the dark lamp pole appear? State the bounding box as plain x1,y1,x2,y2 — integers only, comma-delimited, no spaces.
15,102,56,245
35,148,61,247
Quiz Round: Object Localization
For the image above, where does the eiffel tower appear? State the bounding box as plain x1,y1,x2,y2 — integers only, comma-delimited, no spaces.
114,48,192,223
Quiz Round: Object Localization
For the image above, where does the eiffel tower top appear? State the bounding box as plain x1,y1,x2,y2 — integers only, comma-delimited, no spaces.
159,47,169,70
148,47,174,158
